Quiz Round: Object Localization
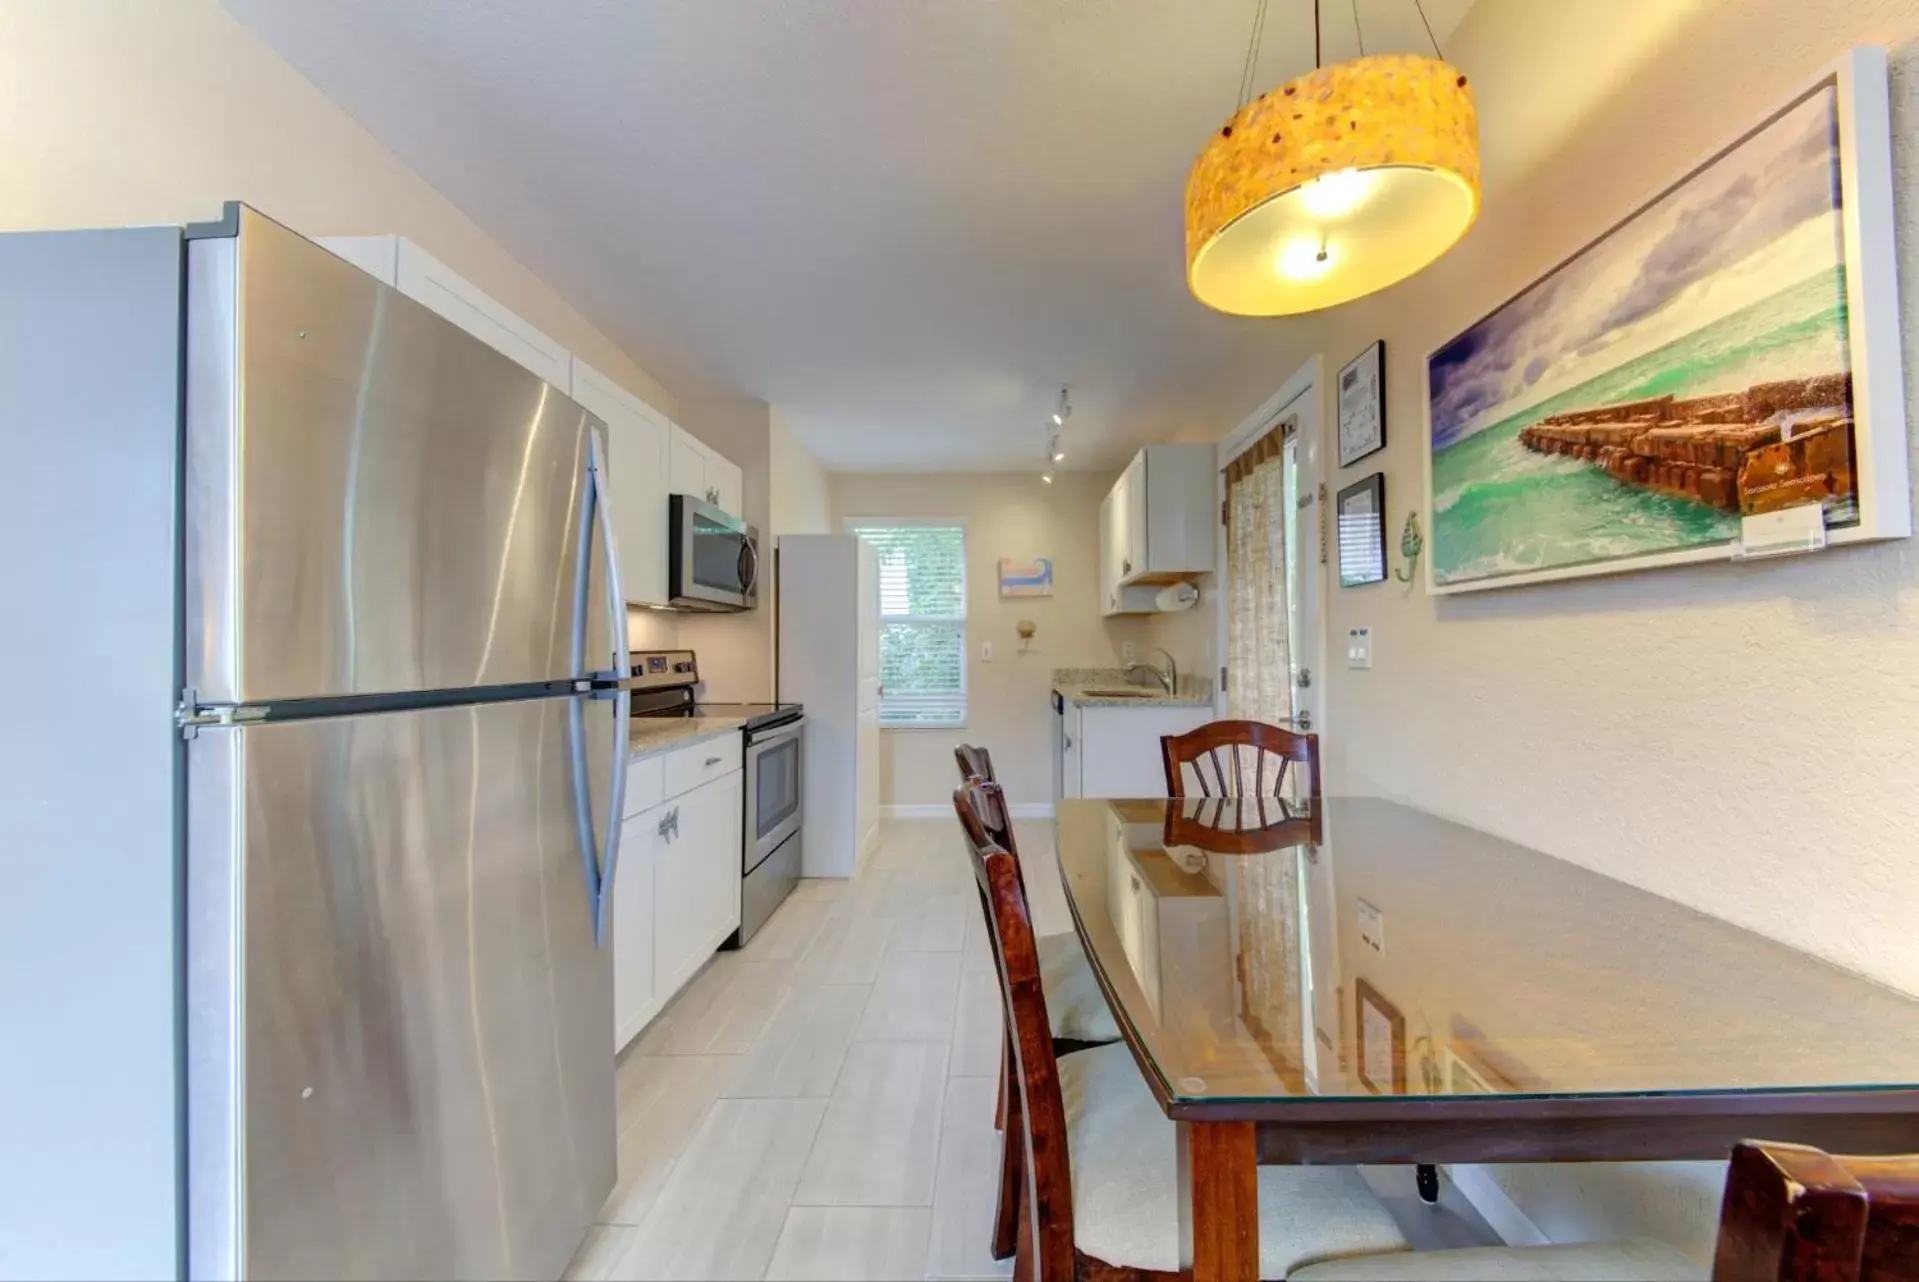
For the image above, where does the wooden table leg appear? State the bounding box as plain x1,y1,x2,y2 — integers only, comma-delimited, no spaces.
1177,1119,1258,1282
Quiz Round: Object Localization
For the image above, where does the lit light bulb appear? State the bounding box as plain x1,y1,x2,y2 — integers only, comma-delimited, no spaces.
1051,446,1066,463
1041,470,1055,484
1297,168,1376,219
1052,412,1064,426
1276,238,1334,281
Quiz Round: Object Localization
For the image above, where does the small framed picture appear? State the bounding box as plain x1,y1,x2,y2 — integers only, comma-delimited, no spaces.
1356,980,1406,1095
1337,473,1387,587
1337,340,1386,468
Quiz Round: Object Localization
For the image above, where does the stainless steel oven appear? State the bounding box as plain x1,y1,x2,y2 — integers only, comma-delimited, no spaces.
669,494,758,611
739,713,804,944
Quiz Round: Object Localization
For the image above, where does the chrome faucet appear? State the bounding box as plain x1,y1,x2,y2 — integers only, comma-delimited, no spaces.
1123,647,1179,695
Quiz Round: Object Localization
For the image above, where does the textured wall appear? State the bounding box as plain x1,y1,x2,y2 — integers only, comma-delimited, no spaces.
1256,0,1919,1258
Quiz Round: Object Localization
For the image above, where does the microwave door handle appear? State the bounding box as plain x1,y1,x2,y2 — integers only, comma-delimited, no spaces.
739,536,760,597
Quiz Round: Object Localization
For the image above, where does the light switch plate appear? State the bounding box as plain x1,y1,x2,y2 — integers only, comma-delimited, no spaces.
1357,899,1384,954
1120,640,1136,662
1346,627,1373,669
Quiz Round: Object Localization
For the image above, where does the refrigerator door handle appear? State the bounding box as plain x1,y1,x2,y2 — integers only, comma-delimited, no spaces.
569,427,632,947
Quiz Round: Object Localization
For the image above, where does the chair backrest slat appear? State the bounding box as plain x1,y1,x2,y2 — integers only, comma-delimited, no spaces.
952,781,1075,1278
1163,720,1321,810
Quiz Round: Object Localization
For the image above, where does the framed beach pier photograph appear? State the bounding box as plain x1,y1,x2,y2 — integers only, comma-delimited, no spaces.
1424,47,1908,594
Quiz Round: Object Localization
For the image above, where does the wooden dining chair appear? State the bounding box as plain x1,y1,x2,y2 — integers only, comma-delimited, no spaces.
1292,1138,1919,1280
951,750,1120,1049
1161,719,1321,811
1161,795,1318,854
953,776,1120,1262
958,809,1411,1281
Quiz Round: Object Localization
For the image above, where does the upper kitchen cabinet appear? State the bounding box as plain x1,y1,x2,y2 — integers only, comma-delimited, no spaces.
572,357,670,608
1114,444,1215,587
317,235,572,390
668,423,744,516
1100,444,1213,615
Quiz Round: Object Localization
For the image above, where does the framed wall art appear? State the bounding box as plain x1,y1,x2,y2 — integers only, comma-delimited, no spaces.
1338,340,1387,467
1337,473,1387,587
1355,979,1406,1095
997,556,1053,598
1424,47,1908,594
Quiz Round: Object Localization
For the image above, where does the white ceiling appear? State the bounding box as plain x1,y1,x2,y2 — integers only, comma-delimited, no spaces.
223,0,1474,471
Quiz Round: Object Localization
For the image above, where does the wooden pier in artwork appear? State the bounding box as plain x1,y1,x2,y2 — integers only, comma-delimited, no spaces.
1516,375,1854,516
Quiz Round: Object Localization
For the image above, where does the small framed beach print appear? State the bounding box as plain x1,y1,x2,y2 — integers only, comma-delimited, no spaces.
1425,48,1910,594
997,556,1053,598
1338,341,1387,468
1337,473,1387,587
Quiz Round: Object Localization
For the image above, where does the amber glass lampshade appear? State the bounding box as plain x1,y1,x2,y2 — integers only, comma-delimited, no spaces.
1185,54,1481,316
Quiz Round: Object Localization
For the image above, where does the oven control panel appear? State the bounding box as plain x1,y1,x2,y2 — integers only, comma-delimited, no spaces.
630,649,698,690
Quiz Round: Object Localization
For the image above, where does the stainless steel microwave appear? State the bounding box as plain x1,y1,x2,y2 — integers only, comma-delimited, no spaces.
668,494,759,611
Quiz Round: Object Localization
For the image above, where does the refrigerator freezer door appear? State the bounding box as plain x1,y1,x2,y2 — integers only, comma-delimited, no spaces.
186,693,617,1281
185,206,612,705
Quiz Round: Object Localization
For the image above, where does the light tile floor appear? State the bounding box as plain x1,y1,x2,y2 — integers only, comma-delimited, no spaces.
567,818,1495,1281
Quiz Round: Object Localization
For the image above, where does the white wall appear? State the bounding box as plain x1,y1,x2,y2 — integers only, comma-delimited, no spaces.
832,472,1161,807
0,0,675,417
770,410,834,539
1202,0,1919,1259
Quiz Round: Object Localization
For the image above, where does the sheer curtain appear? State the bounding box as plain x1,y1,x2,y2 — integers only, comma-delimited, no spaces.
1226,427,1293,731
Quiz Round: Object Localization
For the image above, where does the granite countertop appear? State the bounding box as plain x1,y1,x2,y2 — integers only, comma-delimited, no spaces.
628,716,749,760
1052,667,1215,708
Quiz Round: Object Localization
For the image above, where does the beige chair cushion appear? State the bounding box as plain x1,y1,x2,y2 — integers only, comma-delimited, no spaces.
1291,1239,1704,1281
1037,930,1121,1044
1059,1044,1408,1277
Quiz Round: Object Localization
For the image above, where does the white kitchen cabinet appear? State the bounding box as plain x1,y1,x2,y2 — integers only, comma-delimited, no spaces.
316,234,572,390
1060,700,1214,798
1100,444,1216,593
668,423,744,516
611,814,660,1051
651,768,744,1003
1099,482,1164,617
572,357,670,607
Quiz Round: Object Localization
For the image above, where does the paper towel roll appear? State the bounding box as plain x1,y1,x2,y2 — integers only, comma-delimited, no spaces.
1154,583,1200,612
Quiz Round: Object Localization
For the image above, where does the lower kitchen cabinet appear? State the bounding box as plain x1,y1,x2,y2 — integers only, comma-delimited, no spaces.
1058,701,1215,799
653,769,744,1002
611,815,660,1051
612,762,743,1052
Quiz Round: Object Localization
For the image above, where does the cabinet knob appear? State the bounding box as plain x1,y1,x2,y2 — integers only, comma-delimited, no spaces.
704,755,722,767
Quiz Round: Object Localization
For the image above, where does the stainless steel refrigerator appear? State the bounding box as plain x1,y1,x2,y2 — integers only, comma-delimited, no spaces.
1,204,629,1280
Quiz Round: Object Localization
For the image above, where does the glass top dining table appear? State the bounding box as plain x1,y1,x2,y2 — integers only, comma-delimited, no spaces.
1053,796,1919,1119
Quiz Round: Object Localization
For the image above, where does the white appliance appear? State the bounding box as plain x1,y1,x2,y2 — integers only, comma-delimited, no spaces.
775,535,882,876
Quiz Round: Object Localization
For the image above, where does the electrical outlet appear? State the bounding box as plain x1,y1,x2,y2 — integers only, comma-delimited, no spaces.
1120,640,1136,662
1357,899,1385,954
981,641,994,663
1346,627,1373,669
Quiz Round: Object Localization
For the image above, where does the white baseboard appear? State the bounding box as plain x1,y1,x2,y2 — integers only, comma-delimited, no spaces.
882,803,1055,820
1445,1164,1549,1247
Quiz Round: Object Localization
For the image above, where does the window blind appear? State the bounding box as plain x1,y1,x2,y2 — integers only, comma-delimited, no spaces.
847,521,967,726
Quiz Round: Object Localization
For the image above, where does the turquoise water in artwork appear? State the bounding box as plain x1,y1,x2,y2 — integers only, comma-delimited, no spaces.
1431,270,1851,585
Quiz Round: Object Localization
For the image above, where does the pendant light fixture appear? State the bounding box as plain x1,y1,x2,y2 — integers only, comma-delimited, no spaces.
1185,0,1480,316
1042,386,1071,483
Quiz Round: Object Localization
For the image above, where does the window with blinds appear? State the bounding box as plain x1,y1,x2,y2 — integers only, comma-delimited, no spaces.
846,520,967,726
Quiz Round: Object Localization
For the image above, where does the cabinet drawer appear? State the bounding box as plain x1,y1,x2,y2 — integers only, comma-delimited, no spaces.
624,754,665,818
663,735,743,799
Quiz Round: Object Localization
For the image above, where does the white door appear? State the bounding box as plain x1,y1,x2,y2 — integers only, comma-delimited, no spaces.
685,772,744,944
708,455,744,516
669,427,708,501
855,541,882,859
572,359,669,607
1282,409,1322,736
612,809,659,1051
1121,451,1149,582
